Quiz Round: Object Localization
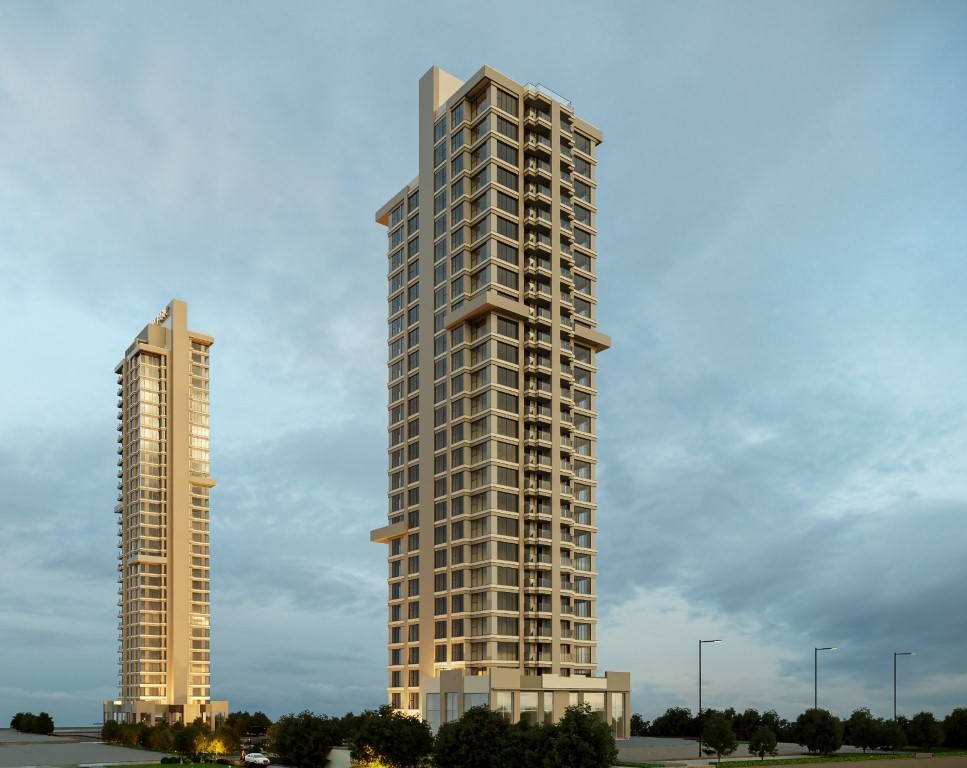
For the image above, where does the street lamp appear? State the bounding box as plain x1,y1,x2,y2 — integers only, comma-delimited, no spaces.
814,646,836,710
699,639,722,756
894,652,915,721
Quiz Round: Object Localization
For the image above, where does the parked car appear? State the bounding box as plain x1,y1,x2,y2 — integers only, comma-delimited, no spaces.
244,753,270,765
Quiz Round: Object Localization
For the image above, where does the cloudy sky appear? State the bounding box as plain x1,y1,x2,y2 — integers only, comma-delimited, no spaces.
1,0,965,728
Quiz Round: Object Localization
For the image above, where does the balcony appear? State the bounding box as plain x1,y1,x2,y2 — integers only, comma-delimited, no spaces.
524,379,552,399
524,356,552,375
525,602,553,615
525,157,552,180
524,183,552,203
525,133,552,157
525,207,552,232
525,431,552,448
525,231,552,254
524,108,552,127
524,256,552,278
526,403,552,421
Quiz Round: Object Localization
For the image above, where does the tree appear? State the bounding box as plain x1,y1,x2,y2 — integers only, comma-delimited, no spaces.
879,720,907,753
542,704,618,768
630,713,649,737
12,713,36,733
349,705,432,768
944,707,967,748
101,719,120,742
650,707,694,738
761,710,789,742
791,708,843,757
32,711,53,736
271,711,335,768
432,705,509,768
701,711,738,763
172,721,204,755
733,708,761,741
497,721,552,768
907,712,943,753
147,722,173,752
847,708,879,753
749,725,778,760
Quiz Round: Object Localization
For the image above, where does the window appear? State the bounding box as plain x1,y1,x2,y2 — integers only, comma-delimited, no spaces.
390,203,404,226
496,241,518,265
496,191,518,216
496,217,518,239
451,102,465,125
434,116,448,142
497,267,518,290
575,132,592,155
497,492,517,512
435,167,447,191
495,88,518,116
492,167,516,193
434,142,447,167
495,141,517,165
496,116,518,140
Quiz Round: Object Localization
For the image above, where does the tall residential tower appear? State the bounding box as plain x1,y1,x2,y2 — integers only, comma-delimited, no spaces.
105,299,227,725
372,67,629,736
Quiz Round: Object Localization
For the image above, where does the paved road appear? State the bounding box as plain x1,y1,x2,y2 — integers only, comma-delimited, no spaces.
617,738,814,763
0,729,172,768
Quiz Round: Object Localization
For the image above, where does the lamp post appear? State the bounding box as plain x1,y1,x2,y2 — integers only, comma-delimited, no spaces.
894,652,915,721
814,646,836,710
699,639,722,756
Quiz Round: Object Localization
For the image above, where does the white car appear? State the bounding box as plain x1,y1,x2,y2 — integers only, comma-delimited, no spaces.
244,754,270,766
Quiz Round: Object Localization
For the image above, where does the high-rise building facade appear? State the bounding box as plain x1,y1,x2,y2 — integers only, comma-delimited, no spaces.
372,67,629,736
104,299,227,725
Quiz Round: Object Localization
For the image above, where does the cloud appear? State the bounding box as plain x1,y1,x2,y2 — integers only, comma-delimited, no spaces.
2,0,967,727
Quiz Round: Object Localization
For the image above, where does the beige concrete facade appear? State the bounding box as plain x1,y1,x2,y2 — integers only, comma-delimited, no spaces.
373,66,629,736
104,299,226,726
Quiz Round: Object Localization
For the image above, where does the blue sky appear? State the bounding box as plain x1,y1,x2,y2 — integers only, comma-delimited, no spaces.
1,0,965,727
